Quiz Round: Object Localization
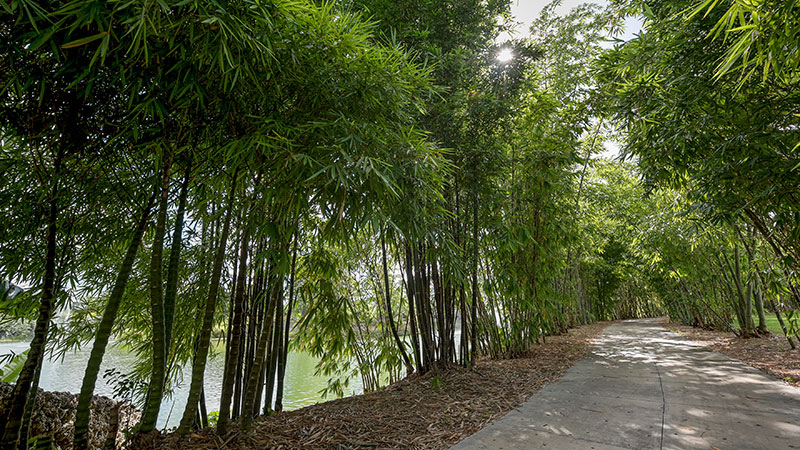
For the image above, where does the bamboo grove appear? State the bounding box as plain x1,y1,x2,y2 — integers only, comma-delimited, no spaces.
1,0,799,449
596,0,800,345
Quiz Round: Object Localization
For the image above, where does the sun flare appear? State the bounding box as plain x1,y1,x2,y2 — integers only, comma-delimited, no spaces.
497,47,513,63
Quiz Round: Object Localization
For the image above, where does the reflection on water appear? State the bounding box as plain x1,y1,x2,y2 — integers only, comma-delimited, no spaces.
0,340,363,429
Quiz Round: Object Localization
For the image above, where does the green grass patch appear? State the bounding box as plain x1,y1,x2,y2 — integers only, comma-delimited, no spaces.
734,312,798,335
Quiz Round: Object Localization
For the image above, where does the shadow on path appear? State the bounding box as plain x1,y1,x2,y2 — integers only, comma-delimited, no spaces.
452,319,800,450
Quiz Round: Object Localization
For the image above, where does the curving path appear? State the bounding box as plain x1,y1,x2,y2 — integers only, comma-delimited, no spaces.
452,319,800,450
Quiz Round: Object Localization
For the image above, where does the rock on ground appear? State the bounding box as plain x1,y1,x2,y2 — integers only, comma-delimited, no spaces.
0,382,139,449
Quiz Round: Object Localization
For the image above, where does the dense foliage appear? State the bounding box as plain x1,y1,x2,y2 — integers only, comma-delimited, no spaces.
598,0,800,342
1,0,797,448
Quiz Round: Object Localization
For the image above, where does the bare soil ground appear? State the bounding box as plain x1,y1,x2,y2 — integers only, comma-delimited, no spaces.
145,322,609,450
667,323,800,387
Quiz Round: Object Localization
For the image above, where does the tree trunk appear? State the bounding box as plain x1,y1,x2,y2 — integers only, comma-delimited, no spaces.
18,349,44,450
198,386,209,428
73,188,157,449
771,296,796,349
140,160,172,432
744,209,800,310
470,193,479,364
275,231,299,412
401,241,422,373
240,277,279,431
723,248,752,336
459,285,467,365
382,231,412,373
164,162,191,360
1,168,60,450
263,287,283,414
412,244,433,372
177,171,238,435
754,279,768,334
216,224,251,434
432,258,446,363
103,403,120,450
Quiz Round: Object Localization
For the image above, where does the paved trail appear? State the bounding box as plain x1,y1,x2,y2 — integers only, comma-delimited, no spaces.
453,319,800,450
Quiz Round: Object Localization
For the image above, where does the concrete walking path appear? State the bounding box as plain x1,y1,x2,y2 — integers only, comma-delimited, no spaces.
452,319,800,450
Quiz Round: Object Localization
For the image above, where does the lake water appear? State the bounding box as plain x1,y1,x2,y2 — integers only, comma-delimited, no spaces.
0,340,363,429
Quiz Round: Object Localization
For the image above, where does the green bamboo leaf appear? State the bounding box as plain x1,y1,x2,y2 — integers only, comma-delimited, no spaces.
61,32,108,49
0,350,29,383
29,26,57,51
